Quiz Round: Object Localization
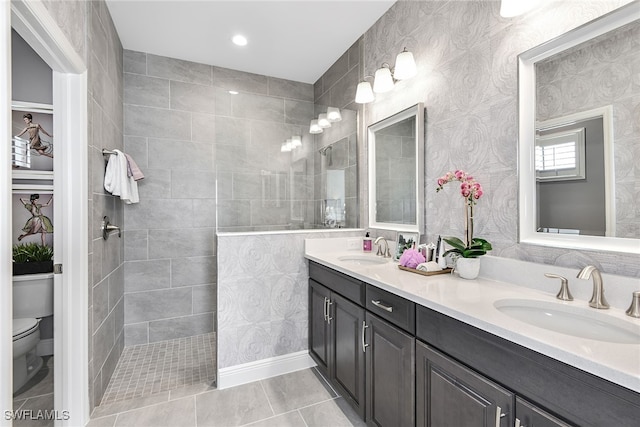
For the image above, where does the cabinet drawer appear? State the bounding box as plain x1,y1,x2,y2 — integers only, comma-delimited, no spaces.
309,261,365,306
366,284,415,334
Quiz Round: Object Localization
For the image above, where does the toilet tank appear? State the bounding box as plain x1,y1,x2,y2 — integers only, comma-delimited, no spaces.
13,273,54,318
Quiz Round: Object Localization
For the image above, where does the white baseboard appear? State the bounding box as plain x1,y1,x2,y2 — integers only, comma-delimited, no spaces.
37,338,53,356
217,351,316,390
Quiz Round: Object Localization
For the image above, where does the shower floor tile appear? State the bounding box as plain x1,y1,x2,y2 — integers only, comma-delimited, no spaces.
100,333,216,406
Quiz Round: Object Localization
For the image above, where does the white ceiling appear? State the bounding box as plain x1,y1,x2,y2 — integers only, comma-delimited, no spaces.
105,0,396,84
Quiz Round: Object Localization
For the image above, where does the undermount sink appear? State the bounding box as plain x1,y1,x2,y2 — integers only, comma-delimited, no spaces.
494,299,640,344
337,255,389,265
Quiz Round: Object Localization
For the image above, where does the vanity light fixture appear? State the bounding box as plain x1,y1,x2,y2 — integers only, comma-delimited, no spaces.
309,119,323,134
318,113,331,128
291,135,302,148
355,77,375,104
228,90,239,95
373,64,394,93
356,47,417,103
500,0,542,17
327,107,342,122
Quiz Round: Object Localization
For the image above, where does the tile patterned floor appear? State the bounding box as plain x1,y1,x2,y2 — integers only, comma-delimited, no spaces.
89,367,365,427
12,356,55,427
101,333,216,405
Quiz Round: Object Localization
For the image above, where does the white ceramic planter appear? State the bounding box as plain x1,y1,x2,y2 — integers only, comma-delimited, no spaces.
455,257,481,280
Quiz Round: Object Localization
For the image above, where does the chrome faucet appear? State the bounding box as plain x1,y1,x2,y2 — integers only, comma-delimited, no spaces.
374,236,391,258
576,265,609,309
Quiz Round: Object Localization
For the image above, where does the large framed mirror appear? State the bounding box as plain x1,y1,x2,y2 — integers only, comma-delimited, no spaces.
368,103,424,233
518,2,640,254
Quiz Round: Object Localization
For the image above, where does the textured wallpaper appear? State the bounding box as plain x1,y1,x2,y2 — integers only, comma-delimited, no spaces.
362,0,639,277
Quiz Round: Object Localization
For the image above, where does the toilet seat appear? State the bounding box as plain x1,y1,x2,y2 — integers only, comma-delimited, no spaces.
13,318,39,341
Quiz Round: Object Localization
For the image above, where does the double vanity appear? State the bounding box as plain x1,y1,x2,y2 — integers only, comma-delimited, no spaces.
305,238,640,427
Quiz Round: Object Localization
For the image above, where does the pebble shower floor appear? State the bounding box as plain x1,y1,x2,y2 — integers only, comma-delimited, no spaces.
100,332,216,405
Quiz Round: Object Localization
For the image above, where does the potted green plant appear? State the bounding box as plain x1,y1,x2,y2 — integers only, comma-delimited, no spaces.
12,243,54,275
436,169,492,279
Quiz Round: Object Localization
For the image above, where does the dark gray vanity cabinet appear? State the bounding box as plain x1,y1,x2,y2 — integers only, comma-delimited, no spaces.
309,262,366,418
515,397,573,427
365,312,415,427
309,262,415,426
416,342,513,427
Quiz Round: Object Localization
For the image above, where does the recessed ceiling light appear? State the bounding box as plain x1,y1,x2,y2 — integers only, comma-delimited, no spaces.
232,34,248,46
228,90,239,95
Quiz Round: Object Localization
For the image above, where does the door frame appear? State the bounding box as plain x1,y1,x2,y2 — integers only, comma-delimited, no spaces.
1,1,89,426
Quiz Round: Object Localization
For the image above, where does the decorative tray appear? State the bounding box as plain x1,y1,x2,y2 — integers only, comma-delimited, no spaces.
398,265,452,276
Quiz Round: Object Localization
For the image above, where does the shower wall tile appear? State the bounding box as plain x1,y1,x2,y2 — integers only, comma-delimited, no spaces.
124,105,191,140
170,81,217,114
232,173,263,199
171,170,217,199
191,112,217,143
125,199,193,230
124,50,146,75
330,66,360,110
192,199,219,228
148,228,215,259
124,229,148,261
124,323,148,346
93,311,115,374
108,265,125,311
125,287,192,323
284,99,314,126
124,136,148,169
268,77,314,101
148,139,213,170
171,256,217,288
322,50,350,93
216,200,251,227
93,278,109,334
136,169,172,200
124,73,170,108
148,313,214,343
213,66,268,94
214,116,250,146
147,54,212,85
193,284,216,315
124,260,171,292
232,93,285,122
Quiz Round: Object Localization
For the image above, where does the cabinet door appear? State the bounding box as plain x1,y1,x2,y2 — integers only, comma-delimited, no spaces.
309,279,331,375
416,341,513,427
365,312,415,427
331,293,366,419
516,397,574,427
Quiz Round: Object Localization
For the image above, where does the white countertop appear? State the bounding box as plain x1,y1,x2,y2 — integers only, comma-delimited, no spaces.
305,241,640,394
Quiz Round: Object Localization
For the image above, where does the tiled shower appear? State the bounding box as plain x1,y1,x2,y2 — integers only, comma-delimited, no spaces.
95,36,362,406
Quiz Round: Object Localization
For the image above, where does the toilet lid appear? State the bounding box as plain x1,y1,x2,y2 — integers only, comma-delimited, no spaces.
13,318,39,340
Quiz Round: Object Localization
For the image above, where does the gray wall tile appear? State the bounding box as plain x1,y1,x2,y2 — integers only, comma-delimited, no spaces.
125,199,193,230
268,77,313,101
124,323,148,346
232,93,284,122
124,229,148,261
148,228,215,259
147,139,213,170
124,105,191,140
285,99,314,126
171,256,216,287
124,73,170,108
108,265,124,311
93,278,109,334
171,170,217,199
125,287,192,323
214,66,267,94
147,54,212,85
124,259,171,292
191,112,217,143
193,285,216,314
170,81,217,114
148,313,214,342
124,50,146,75
135,169,172,200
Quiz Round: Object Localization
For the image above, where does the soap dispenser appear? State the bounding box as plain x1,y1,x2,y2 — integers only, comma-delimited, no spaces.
363,232,372,252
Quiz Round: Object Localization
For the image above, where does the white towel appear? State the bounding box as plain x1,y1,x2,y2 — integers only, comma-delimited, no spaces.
104,149,139,204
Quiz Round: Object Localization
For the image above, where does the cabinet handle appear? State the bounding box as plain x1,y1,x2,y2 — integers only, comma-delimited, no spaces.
323,297,328,322
495,406,506,427
361,321,369,353
327,300,333,324
371,299,393,312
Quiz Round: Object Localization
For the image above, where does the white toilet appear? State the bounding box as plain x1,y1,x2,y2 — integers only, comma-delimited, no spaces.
12,272,54,393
